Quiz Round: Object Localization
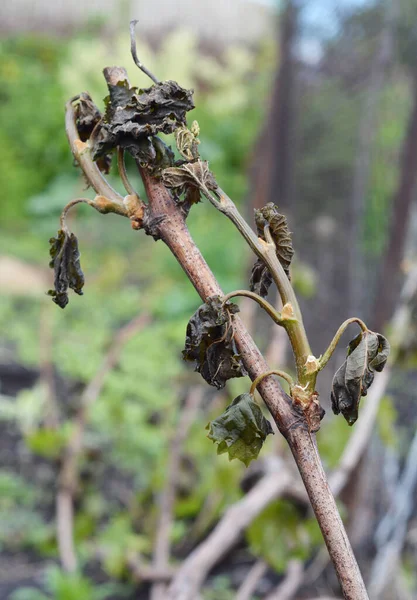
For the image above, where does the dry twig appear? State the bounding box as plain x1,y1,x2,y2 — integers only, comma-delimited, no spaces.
236,559,268,600
56,313,150,572
167,457,293,599
150,387,204,600
263,559,303,600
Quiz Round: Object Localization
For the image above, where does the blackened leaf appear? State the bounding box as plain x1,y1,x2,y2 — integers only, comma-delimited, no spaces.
74,93,112,173
183,295,247,389
92,80,195,163
249,258,273,298
47,230,85,309
206,393,274,466
74,92,101,141
331,330,390,425
250,203,294,298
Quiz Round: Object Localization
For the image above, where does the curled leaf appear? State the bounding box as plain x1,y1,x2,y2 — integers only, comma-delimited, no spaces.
162,160,218,214
206,393,274,466
331,330,390,425
74,93,112,173
162,160,218,194
175,123,200,160
250,259,272,298
183,295,247,389
250,203,294,298
47,230,85,309
92,79,194,163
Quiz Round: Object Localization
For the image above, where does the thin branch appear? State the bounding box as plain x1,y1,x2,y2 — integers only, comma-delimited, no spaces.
368,427,417,598
150,387,204,600
318,317,368,372
168,458,293,600
60,198,96,233
39,300,60,429
263,559,303,600
129,20,160,84
250,370,295,395
222,289,284,325
117,147,141,198
127,556,177,583
236,560,268,600
56,490,77,573
56,313,150,572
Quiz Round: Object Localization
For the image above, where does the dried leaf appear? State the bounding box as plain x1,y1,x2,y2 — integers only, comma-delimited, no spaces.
162,160,218,213
250,203,294,298
183,295,247,389
331,330,390,425
162,160,217,192
74,93,112,173
175,124,200,160
206,393,274,466
92,80,194,163
47,230,84,309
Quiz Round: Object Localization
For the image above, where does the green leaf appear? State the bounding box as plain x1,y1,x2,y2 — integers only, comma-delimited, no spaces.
206,393,273,466
246,500,319,572
183,295,247,389
331,330,390,425
47,229,85,308
250,203,294,298
25,427,70,459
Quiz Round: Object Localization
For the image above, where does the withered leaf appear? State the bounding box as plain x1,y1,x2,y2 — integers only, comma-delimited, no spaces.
74,92,112,174
162,160,218,212
331,330,390,425
74,92,102,140
183,295,247,389
175,124,200,160
162,160,218,193
250,259,273,298
250,203,294,298
92,80,195,163
47,230,85,309
206,393,274,466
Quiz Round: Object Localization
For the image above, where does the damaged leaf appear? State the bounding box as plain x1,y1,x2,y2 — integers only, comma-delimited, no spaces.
47,230,85,309
162,160,218,193
331,330,390,425
74,93,102,140
250,259,273,298
175,122,200,160
183,295,247,389
91,79,194,164
162,160,218,213
206,393,274,466
250,203,294,298
74,93,112,173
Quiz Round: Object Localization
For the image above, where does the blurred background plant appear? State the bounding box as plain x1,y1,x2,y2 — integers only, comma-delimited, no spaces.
1,0,417,599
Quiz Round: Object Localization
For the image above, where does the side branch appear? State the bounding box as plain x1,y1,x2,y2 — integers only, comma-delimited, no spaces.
57,313,150,572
